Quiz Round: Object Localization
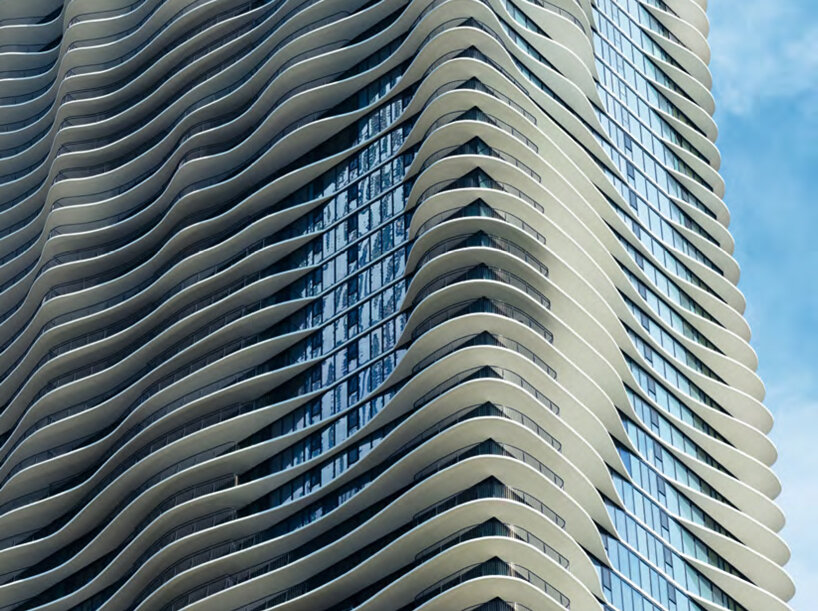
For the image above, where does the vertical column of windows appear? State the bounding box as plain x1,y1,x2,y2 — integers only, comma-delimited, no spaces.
590,0,725,306
610,447,746,610
626,330,723,411
621,420,728,504
497,0,721,293
620,266,719,350
626,357,727,441
625,389,729,473
606,502,745,610
623,296,722,381
589,0,750,607
617,244,717,324
607,484,745,581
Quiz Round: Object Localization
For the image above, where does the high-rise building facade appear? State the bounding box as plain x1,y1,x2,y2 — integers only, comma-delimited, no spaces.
0,0,794,609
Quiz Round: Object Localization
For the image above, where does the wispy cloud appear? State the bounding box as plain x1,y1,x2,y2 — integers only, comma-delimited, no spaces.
709,0,818,115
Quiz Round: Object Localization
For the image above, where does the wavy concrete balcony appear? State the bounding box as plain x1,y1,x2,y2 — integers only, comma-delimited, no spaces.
0,0,794,610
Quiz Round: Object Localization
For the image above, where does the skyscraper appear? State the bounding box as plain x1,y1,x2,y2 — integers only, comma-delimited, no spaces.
0,0,795,609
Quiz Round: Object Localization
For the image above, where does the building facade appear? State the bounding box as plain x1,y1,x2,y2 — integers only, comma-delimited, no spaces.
0,0,794,610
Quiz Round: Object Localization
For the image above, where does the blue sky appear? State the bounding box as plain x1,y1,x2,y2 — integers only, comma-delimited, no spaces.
708,0,818,605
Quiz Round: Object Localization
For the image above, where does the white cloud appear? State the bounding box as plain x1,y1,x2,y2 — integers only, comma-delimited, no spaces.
709,0,818,115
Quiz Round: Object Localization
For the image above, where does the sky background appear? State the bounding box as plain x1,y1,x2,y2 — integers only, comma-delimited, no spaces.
707,0,818,606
